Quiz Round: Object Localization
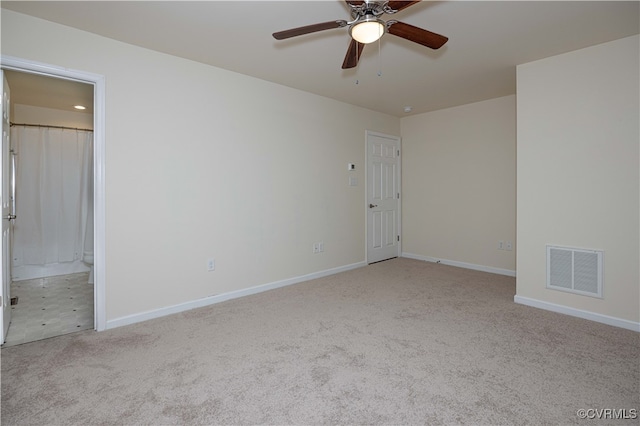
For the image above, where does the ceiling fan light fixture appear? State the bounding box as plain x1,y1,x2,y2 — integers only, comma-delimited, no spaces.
273,1,447,70
350,17,385,44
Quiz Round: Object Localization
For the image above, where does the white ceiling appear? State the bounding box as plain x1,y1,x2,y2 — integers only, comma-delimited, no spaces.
2,1,638,117
4,70,94,114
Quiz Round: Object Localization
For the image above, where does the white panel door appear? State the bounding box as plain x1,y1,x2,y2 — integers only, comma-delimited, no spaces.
1,71,12,343
367,131,400,263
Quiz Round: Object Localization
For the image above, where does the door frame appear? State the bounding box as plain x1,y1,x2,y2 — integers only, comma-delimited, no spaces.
1,70,12,342
1,55,106,332
365,130,401,264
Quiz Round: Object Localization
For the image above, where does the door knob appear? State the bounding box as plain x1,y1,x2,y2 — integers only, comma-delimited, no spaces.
369,204,378,208
4,214,16,220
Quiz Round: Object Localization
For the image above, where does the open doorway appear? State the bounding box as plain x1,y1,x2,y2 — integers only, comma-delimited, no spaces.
1,70,94,346
1,57,106,338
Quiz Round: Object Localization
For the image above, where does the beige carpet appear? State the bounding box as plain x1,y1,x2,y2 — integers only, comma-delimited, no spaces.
1,258,638,425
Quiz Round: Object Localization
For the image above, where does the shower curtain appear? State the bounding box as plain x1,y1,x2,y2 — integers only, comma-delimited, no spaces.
10,125,93,280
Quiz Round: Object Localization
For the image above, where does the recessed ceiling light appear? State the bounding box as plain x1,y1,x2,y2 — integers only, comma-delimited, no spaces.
74,105,86,110
403,106,413,113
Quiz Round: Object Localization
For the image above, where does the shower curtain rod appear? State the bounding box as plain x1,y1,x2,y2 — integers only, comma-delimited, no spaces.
10,122,93,132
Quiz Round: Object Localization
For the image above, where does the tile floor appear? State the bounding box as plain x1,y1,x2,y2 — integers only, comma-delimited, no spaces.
2,272,94,347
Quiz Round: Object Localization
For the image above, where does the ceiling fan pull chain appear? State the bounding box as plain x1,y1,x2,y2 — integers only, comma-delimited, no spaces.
377,36,383,77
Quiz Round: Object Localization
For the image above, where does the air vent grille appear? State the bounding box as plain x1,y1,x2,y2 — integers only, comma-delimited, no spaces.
547,245,603,298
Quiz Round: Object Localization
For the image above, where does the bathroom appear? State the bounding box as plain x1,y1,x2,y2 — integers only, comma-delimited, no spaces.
2,70,94,346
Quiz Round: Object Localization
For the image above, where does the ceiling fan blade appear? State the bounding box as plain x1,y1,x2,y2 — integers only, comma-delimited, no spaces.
342,39,365,69
273,20,347,40
387,21,448,49
386,1,421,13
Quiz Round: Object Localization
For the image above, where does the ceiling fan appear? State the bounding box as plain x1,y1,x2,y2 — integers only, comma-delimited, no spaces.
272,0,448,69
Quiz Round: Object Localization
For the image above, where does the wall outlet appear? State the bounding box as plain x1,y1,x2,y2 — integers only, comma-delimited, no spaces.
207,258,215,271
498,241,504,250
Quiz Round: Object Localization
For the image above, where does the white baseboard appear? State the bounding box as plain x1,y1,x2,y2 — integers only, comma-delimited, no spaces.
514,295,640,332
106,261,367,330
401,252,516,277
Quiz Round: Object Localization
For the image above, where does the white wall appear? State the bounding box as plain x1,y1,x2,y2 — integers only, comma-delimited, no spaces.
401,96,516,275
516,35,639,328
1,10,400,323
12,104,93,129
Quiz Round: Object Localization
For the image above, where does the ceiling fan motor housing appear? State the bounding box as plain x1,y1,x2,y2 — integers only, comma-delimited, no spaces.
349,1,387,19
